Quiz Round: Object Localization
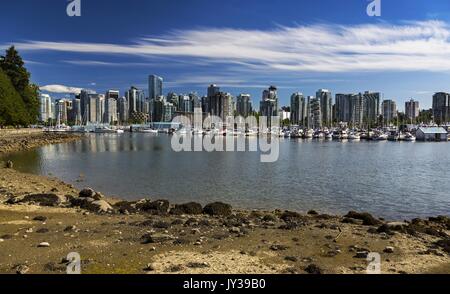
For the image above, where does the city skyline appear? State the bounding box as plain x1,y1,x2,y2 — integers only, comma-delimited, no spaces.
3,1,450,109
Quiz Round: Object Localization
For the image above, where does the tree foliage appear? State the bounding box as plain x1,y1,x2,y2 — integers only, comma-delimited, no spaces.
0,46,39,126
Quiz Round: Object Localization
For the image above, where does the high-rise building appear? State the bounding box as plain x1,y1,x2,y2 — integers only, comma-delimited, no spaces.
382,99,397,125
148,75,163,100
209,91,233,122
316,89,332,127
105,90,119,124
405,99,420,122
80,89,95,122
55,99,72,124
178,94,193,113
260,86,279,127
118,96,128,124
126,86,146,115
39,93,52,122
69,98,82,125
363,91,381,126
335,94,352,123
167,92,179,110
290,92,307,126
163,101,176,122
236,94,252,118
432,92,450,124
150,95,165,122
309,97,321,129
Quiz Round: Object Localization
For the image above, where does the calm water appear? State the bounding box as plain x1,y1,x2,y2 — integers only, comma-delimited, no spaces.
3,133,450,220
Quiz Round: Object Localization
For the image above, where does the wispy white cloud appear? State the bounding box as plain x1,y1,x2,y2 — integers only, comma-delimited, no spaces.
39,84,83,94
8,20,450,73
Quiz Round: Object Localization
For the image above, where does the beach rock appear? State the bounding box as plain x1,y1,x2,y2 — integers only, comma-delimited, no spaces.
5,160,13,169
21,193,66,207
285,256,298,262
262,214,277,222
69,196,94,208
36,228,49,233
203,202,232,216
86,200,113,214
170,202,203,215
143,263,156,272
14,264,29,274
79,188,95,198
384,246,395,253
141,233,174,244
280,211,301,222
270,244,289,251
377,222,409,234
304,264,322,274
186,262,210,269
92,192,104,201
114,201,137,214
138,199,170,214
344,211,382,226
354,251,369,258
38,242,50,248
33,216,47,222
435,238,450,253
153,220,171,229
307,210,319,215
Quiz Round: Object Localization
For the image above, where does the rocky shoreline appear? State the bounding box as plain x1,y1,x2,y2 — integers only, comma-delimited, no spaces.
0,132,449,274
0,167,449,274
0,129,80,154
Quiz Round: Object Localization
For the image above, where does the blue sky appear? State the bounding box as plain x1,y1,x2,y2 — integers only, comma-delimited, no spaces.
2,0,450,110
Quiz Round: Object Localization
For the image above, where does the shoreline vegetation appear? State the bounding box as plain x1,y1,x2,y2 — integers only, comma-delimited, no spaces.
0,130,449,274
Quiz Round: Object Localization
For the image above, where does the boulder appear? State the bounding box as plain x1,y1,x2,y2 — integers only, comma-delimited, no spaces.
137,199,170,214
170,202,203,215
141,233,175,244
344,211,382,226
113,201,137,214
304,264,322,274
69,196,95,208
21,194,66,207
203,202,232,216
280,211,302,222
86,200,113,214
5,160,13,169
79,188,95,198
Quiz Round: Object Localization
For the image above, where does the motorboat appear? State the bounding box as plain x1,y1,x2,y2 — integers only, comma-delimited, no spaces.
348,132,361,140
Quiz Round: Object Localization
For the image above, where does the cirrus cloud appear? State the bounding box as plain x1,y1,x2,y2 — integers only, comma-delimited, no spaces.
7,20,450,73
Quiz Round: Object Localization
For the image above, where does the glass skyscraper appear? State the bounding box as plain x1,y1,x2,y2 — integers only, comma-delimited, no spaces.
148,75,163,100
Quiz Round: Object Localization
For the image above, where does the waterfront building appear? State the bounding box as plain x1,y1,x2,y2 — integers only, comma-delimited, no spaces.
69,98,82,125
55,98,72,125
260,86,279,128
382,99,397,125
150,95,165,122
432,92,450,124
416,127,448,141
167,92,179,110
209,91,233,123
148,75,163,100
105,90,119,124
316,89,332,127
179,94,193,113
39,93,52,122
236,94,252,118
405,99,420,123
363,91,381,126
163,101,176,122
290,92,307,126
309,97,322,129
118,96,128,124
201,96,208,113
335,94,352,123
80,89,96,122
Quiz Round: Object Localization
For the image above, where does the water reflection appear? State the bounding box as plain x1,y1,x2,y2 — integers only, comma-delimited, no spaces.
2,133,450,220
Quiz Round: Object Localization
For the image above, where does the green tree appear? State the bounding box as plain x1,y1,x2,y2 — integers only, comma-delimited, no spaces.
0,46,39,125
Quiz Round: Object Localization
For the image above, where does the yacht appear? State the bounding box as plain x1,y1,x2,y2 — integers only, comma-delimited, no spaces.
348,132,361,140
375,133,388,141
313,131,324,139
303,129,314,139
404,132,416,142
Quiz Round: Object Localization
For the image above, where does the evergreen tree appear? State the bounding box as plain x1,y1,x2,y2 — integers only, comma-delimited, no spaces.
0,46,39,125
